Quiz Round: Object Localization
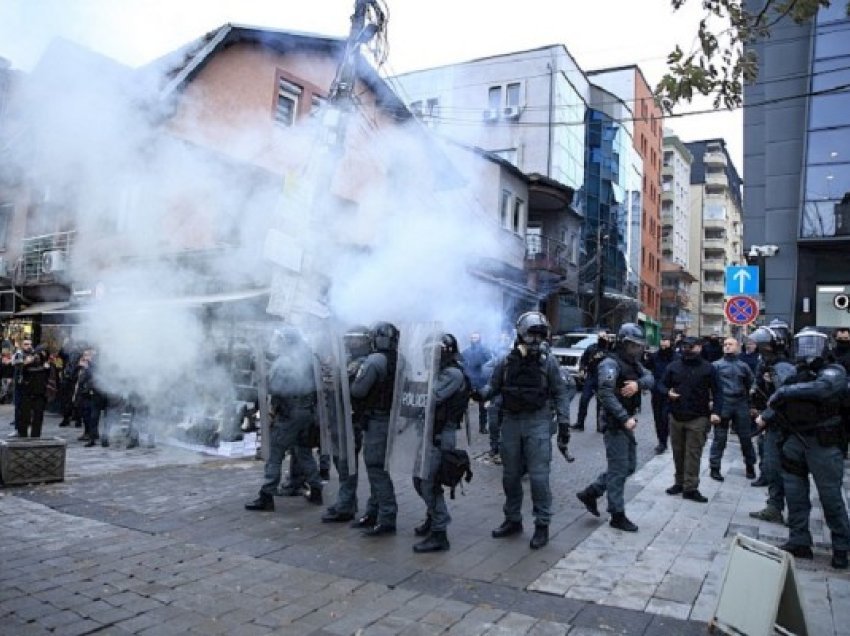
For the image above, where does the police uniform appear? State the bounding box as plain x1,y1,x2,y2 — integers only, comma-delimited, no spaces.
350,350,398,535
579,352,653,524
765,363,850,567
412,361,466,552
248,338,322,510
482,346,572,536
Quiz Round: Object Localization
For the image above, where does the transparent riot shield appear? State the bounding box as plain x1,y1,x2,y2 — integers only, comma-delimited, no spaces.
304,325,347,466
333,332,356,470
386,322,441,480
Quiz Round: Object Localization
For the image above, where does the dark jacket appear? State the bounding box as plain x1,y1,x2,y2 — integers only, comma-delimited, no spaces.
712,354,754,401
460,343,491,390
644,348,678,395
659,356,723,421
21,354,50,399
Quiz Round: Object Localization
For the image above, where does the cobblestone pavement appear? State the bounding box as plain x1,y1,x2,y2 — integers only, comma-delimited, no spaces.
1,401,705,634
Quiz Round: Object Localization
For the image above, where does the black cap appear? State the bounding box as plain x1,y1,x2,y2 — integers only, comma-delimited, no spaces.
681,336,700,348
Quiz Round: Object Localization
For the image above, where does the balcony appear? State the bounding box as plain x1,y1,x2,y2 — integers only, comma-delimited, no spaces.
704,151,728,168
703,216,726,230
703,237,727,250
702,281,725,294
703,258,726,272
705,172,729,189
20,231,76,284
661,288,690,309
525,233,568,275
702,304,725,316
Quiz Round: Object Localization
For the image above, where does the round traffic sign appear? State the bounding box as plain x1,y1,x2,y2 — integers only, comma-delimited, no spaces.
725,295,759,326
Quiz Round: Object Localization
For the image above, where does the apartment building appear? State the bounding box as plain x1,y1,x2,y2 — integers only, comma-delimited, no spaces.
586,66,663,342
686,139,744,336
660,132,695,335
394,45,591,330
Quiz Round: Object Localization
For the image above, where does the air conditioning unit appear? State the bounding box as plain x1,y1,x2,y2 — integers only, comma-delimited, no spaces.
42,250,66,274
503,105,521,120
481,108,499,123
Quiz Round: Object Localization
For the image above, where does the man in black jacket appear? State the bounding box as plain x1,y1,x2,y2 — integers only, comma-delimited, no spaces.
572,332,610,431
659,337,723,502
18,345,50,438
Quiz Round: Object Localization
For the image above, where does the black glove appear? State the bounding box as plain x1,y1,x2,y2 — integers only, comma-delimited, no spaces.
470,389,484,403
557,421,573,461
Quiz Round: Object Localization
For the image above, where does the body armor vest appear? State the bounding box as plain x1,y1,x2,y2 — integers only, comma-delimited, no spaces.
615,355,642,416
501,351,549,413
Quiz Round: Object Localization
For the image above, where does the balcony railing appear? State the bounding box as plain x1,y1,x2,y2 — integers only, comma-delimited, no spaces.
703,258,726,272
704,151,728,167
703,237,727,250
525,234,569,275
21,231,76,284
702,281,725,294
702,304,725,316
705,173,729,188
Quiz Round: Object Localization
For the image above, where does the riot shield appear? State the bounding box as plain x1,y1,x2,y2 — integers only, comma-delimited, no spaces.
303,325,347,466
333,332,356,470
386,322,441,480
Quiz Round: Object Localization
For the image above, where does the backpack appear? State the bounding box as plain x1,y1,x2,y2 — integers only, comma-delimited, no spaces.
438,448,473,499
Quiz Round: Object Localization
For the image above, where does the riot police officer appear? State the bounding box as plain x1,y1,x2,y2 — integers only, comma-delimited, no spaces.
573,331,611,431
758,329,849,569
476,311,573,550
749,325,796,524
350,321,400,537
412,333,467,553
576,323,654,532
246,326,322,512
322,325,372,523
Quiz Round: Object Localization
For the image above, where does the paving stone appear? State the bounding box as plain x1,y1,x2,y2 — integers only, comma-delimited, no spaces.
653,574,703,604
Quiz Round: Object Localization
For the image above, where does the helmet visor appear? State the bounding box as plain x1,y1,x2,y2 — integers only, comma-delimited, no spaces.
794,333,827,360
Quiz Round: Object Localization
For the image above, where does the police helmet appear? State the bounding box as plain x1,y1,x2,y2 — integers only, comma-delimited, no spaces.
371,321,400,352
344,325,372,359
767,319,791,350
793,327,829,363
516,311,550,344
423,332,459,367
617,323,646,347
750,326,786,353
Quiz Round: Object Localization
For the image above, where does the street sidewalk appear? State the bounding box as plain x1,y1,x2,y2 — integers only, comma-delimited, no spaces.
530,434,850,636
7,404,850,634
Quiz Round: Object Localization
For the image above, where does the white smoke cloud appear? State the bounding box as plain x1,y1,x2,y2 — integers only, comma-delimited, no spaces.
9,31,519,448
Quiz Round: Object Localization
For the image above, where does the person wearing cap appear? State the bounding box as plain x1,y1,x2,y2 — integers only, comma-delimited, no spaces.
659,337,723,503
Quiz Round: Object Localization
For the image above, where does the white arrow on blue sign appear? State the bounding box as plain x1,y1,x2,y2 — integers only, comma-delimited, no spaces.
725,266,760,296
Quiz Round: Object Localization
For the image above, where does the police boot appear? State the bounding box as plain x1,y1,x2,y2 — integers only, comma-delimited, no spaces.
709,468,724,482
780,543,814,560
576,489,600,517
322,507,354,523
245,494,274,511
832,550,848,570
414,515,432,537
610,512,638,532
529,525,549,550
304,487,322,505
350,514,377,529
491,519,523,538
749,505,784,524
413,531,450,553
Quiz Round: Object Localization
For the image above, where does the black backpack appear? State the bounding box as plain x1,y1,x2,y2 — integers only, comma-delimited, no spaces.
438,448,473,499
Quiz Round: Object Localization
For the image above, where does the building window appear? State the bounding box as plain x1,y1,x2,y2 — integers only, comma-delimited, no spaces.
275,78,303,126
500,190,511,229
512,197,525,234
489,86,502,110
506,83,521,108
0,202,11,249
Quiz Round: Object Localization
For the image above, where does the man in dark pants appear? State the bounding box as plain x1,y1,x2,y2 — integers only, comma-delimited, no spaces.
659,337,723,503
576,323,653,532
349,322,400,537
758,330,849,569
572,332,610,432
709,337,757,481
645,336,677,454
461,332,492,434
412,333,468,553
10,339,34,433
477,311,573,550
245,327,323,512
749,325,796,524
18,346,50,438
74,348,105,447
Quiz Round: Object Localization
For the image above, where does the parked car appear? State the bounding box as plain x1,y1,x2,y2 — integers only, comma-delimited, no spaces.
550,333,598,387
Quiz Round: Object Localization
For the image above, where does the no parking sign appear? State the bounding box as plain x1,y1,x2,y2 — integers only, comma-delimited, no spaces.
724,295,758,326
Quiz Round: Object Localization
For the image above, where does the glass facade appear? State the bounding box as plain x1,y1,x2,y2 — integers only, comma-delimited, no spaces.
581,109,635,296
801,7,850,237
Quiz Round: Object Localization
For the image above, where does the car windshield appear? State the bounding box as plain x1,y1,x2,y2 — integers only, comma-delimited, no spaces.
552,335,597,349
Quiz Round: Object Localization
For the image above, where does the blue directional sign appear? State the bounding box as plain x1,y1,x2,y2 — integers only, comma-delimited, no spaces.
725,266,759,296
